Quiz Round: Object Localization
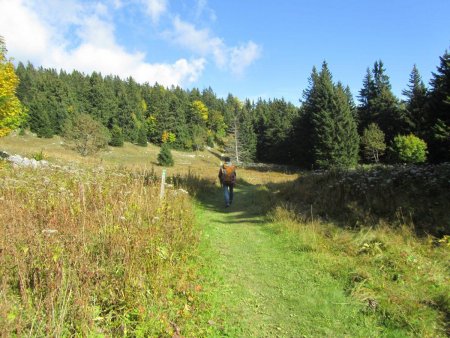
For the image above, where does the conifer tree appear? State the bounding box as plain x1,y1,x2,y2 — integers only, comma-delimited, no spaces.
427,49,450,162
157,143,174,166
224,96,257,163
358,60,409,144
136,126,148,146
298,62,359,169
109,124,124,147
402,65,428,135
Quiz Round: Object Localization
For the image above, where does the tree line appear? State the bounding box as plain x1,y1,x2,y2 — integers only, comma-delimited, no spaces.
7,44,450,168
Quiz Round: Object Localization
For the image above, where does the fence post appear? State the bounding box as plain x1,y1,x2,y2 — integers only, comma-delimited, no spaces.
160,168,166,199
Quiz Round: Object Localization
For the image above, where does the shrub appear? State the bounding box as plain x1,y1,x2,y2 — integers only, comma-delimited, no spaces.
63,114,110,156
392,134,427,163
157,143,174,166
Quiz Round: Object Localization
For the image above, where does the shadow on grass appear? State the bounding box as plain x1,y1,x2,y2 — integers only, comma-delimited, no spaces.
177,172,272,225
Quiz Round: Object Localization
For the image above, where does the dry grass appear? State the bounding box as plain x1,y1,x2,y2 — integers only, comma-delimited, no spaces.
0,163,214,336
0,131,298,185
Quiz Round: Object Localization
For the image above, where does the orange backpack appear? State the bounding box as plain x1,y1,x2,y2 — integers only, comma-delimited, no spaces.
221,164,236,184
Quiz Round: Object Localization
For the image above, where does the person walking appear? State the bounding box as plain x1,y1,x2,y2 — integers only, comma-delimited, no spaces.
218,156,236,208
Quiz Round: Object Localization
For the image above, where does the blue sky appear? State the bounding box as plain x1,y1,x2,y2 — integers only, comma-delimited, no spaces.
1,0,449,106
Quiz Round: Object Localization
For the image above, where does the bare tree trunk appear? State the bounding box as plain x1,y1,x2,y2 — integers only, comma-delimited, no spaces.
234,117,239,163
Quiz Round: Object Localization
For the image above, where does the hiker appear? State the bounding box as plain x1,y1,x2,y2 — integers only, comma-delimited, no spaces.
218,156,236,208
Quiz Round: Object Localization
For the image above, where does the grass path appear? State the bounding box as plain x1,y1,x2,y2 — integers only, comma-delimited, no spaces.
194,183,382,337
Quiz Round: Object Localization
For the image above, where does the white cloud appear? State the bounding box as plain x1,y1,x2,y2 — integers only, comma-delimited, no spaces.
142,0,167,24
165,17,261,75
0,0,51,63
169,17,227,67
0,0,204,87
230,41,262,76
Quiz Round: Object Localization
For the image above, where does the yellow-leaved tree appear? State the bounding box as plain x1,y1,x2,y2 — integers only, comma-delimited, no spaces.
0,36,25,137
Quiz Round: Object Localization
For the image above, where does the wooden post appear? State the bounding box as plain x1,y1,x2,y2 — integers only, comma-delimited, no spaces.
160,168,166,199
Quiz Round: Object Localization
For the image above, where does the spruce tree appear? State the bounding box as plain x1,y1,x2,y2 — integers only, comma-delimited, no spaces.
157,143,174,166
358,60,409,144
109,124,124,147
298,62,359,169
427,49,450,162
136,126,148,147
333,83,360,167
402,65,428,135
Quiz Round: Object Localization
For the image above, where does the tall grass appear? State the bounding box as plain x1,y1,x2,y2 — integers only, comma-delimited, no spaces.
0,163,214,336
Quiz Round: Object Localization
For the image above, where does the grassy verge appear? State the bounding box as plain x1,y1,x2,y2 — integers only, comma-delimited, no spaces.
270,206,450,336
0,161,218,336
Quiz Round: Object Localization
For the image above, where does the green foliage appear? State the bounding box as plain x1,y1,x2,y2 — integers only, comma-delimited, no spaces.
361,123,386,162
0,36,26,137
157,143,174,166
109,124,124,147
63,113,111,156
256,98,299,164
392,134,427,163
299,62,359,169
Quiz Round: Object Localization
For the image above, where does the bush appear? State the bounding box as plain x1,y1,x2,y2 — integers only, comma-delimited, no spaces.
392,134,427,163
31,150,46,161
63,114,110,156
157,143,174,166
